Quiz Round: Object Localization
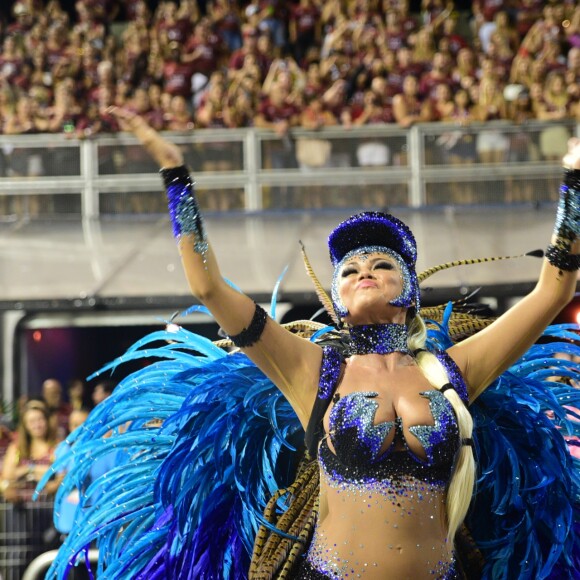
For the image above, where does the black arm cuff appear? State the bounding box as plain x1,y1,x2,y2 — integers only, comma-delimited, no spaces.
160,165,192,188
563,168,580,190
229,303,268,348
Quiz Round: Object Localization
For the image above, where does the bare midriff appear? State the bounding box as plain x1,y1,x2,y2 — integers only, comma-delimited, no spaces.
306,467,454,579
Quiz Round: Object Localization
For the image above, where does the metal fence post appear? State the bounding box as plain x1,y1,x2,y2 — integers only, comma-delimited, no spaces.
408,125,424,207
244,128,262,211
80,140,98,219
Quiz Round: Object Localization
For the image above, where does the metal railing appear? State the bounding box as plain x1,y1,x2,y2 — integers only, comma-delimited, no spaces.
0,496,58,580
0,120,576,219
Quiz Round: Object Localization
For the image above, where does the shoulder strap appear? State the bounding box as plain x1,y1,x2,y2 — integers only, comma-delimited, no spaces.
433,349,469,404
304,346,344,457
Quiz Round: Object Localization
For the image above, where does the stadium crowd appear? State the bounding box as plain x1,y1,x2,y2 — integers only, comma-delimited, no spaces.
0,0,577,140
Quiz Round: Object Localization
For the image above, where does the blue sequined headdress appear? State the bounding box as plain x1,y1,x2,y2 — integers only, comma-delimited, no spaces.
328,212,420,319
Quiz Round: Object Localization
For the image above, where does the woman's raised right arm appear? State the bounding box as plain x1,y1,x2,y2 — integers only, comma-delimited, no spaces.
109,107,322,426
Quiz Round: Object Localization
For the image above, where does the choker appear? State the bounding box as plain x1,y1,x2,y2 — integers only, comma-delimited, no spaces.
347,323,410,356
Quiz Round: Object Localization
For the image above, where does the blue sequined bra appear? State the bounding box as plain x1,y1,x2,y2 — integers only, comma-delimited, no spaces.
312,346,467,486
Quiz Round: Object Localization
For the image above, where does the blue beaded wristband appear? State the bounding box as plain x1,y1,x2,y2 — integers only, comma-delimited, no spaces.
161,165,208,257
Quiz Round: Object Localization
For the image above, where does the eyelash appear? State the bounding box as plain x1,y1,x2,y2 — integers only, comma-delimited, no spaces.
341,261,394,277
374,261,394,270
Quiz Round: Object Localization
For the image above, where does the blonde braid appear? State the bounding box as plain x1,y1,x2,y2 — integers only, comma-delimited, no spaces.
408,315,476,542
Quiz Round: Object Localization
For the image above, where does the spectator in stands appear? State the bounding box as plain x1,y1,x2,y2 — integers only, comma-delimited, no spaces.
223,86,256,129
155,0,193,55
3,92,44,135
295,95,336,207
255,80,300,207
229,24,268,77
7,2,35,36
520,4,565,61
162,40,196,102
473,77,509,164
321,78,349,126
302,60,327,103
165,94,195,131
505,87,537,202
244,0,286,52
438,13,468,57
509,52,533,90
42,377,71,440
0,34,24,83
438,88,477,176
208,0,243,53
411,26,437,66
537,71,573,162
67,379,88,412
420,0,451,30
46,79,80,134
393,74,431,128
289,0,321,65
515,0,543,41
0,399,62,503
226,53,261,107
92,380,115,408
182,18,223,80
489,11,519,55
379,10,407,53
429,82,455,122
419,51,452,99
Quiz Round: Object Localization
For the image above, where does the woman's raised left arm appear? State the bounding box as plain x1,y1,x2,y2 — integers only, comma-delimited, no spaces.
449,138,580,400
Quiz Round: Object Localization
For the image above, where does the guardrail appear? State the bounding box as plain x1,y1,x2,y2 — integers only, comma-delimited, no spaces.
0,120,576,220
0,496,58,580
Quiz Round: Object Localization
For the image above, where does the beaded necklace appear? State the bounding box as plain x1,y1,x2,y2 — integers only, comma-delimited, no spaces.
347,323,410,356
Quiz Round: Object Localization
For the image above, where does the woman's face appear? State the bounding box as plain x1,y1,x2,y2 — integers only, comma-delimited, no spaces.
23,409,48,439
337,252,404,324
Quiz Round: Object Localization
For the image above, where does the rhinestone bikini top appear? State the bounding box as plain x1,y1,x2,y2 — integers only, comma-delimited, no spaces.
313,345,467,484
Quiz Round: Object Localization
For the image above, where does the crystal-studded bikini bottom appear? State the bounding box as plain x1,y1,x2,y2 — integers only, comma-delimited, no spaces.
291,557,461,580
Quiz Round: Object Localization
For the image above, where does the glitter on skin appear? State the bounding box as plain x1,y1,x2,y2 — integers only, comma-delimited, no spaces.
298,330,463,580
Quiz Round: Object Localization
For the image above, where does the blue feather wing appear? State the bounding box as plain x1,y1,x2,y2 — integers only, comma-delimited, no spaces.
426,321,580,580
37,325,302,579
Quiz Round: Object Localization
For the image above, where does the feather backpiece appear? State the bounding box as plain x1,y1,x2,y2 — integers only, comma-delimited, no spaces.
37,310,579,579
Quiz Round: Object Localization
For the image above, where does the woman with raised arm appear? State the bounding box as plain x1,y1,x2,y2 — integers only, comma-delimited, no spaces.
39,110,579,580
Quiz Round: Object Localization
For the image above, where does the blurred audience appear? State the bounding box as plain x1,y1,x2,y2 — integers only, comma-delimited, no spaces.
0,399,62,503
91,379,115,407
42,377,71,440
0,0,576,140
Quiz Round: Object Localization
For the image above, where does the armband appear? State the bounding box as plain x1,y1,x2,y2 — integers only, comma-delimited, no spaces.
547,169,580,273
228,303,268,348
161,165,208,258
545,243,580,272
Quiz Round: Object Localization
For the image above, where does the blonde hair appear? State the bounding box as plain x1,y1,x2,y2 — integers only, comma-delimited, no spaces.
407,314,475,541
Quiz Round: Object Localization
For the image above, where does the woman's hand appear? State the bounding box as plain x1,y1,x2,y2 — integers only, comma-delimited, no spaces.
562,137,580,170
106,106,184,168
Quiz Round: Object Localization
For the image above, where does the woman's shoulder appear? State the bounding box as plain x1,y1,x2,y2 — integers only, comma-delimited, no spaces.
432,347,469,404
